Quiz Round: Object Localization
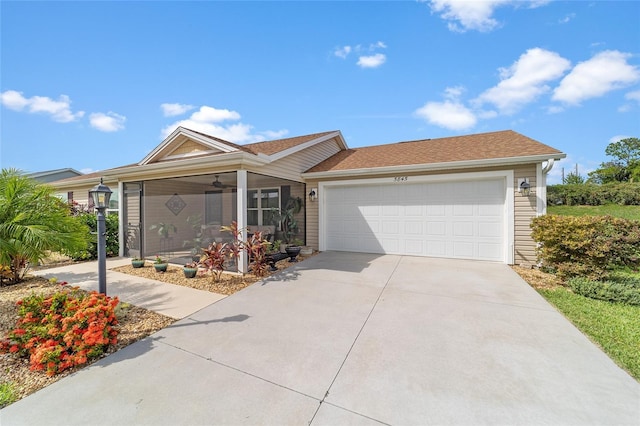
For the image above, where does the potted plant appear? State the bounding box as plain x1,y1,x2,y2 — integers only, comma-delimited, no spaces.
153,256,168,272
149,222,177,239
285,238,303,262
183,261,199,278
131,257,145,268
182,214,204,261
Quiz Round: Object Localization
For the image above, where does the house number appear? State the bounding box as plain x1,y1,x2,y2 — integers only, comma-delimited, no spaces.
393,176,408,182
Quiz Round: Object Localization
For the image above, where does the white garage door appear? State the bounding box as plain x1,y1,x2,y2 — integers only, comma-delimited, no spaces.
324,178,506,262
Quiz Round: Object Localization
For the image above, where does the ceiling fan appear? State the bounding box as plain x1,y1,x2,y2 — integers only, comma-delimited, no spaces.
211,175,235,189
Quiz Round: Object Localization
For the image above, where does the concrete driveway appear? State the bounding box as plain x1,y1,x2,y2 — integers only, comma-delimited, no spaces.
2,252,638,425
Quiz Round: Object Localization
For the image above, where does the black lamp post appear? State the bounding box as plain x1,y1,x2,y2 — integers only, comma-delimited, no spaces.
89,178,112,295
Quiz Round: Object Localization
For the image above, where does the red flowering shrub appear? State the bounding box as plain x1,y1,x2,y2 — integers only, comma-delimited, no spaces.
0,288,119,376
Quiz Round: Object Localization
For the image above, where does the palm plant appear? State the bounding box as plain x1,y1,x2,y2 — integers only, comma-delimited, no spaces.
0,168,88,283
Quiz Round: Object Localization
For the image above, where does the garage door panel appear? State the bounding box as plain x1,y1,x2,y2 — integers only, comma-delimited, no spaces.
479,222,502,237
453,222,473,236
324,178,505,261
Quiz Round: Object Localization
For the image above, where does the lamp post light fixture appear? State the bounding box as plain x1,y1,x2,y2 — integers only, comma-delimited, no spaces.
89,178,112,295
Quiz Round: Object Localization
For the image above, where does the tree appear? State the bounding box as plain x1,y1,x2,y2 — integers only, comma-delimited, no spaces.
588,137,640,183
0,168,88,283
563,171,585,185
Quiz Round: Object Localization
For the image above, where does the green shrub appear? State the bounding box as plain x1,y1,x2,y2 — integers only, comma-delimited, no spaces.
531,215,640,279
548,182,640,206
568,277,640,306
64,212,119,260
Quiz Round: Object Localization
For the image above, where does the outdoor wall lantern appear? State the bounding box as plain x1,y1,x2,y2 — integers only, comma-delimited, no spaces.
518,178,531,197
308,188,317,202
89,178,112,295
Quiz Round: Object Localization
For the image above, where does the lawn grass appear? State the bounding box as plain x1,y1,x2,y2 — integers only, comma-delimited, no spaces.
538,287,640,381
548,204,640,220
0,382,17,408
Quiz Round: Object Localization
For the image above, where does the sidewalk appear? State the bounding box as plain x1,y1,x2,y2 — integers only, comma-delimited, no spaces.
31,258,226,319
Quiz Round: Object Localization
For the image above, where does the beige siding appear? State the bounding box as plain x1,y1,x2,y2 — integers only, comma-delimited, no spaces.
168,140,209,156
513,164,538,265
305,180,320,249
257,138,343,182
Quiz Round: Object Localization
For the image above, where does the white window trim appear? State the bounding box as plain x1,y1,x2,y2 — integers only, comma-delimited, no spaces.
247,187,280,227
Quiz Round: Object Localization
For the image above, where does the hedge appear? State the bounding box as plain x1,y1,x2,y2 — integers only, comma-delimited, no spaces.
530,215,640,279
63,212,119,260
547,182,640,206
568,276,640,306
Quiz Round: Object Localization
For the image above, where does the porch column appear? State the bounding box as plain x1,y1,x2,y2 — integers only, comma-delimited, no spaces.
236,170,248,273
118,181,125,257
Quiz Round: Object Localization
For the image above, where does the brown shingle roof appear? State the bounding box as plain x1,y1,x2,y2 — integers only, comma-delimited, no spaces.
305,130,563,173
244,131,338,155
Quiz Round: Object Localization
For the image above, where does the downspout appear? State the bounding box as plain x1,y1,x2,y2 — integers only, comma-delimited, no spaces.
538,159,556,215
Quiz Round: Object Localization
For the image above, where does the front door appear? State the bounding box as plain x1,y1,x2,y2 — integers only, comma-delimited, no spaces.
123,182,143,258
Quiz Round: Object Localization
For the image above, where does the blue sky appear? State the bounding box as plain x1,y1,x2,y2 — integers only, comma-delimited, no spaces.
1,1,639,184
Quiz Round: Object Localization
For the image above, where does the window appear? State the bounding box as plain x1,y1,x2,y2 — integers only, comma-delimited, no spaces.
247,188,279,226
205,191,223,224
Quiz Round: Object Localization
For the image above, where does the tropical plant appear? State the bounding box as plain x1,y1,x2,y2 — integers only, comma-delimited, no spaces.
149,222,177,238
182,214,204,256
270,196,303,244
0,168,88,284
200,242,228,282
244,230,270,277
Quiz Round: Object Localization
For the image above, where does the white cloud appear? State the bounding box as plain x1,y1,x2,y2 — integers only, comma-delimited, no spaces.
0,90,84,122
415,87,477,130
89,112,126,132
190,106,241,123
161,103,195,117
625,90,640,103
426,0,550,32
161,104,287,143
357,53,387,69
474,48,571,114
414,100,477,130
334,45,352,59
552,50,640,105
334,41,387,68
0,90,29,110
558,13,575,24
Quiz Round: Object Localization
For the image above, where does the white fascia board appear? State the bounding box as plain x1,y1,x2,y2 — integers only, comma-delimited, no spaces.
51,152,267,189
138,126,240,166
121,152,268,180
267,131,346,162
303,153,566,180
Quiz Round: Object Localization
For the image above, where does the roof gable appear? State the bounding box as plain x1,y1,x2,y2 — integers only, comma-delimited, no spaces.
139,126,244,165
305,130,565,174
244,131,343,156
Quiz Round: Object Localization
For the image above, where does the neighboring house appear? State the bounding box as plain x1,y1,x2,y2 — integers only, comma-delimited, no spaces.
27,168,83,184
51,126,565,271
